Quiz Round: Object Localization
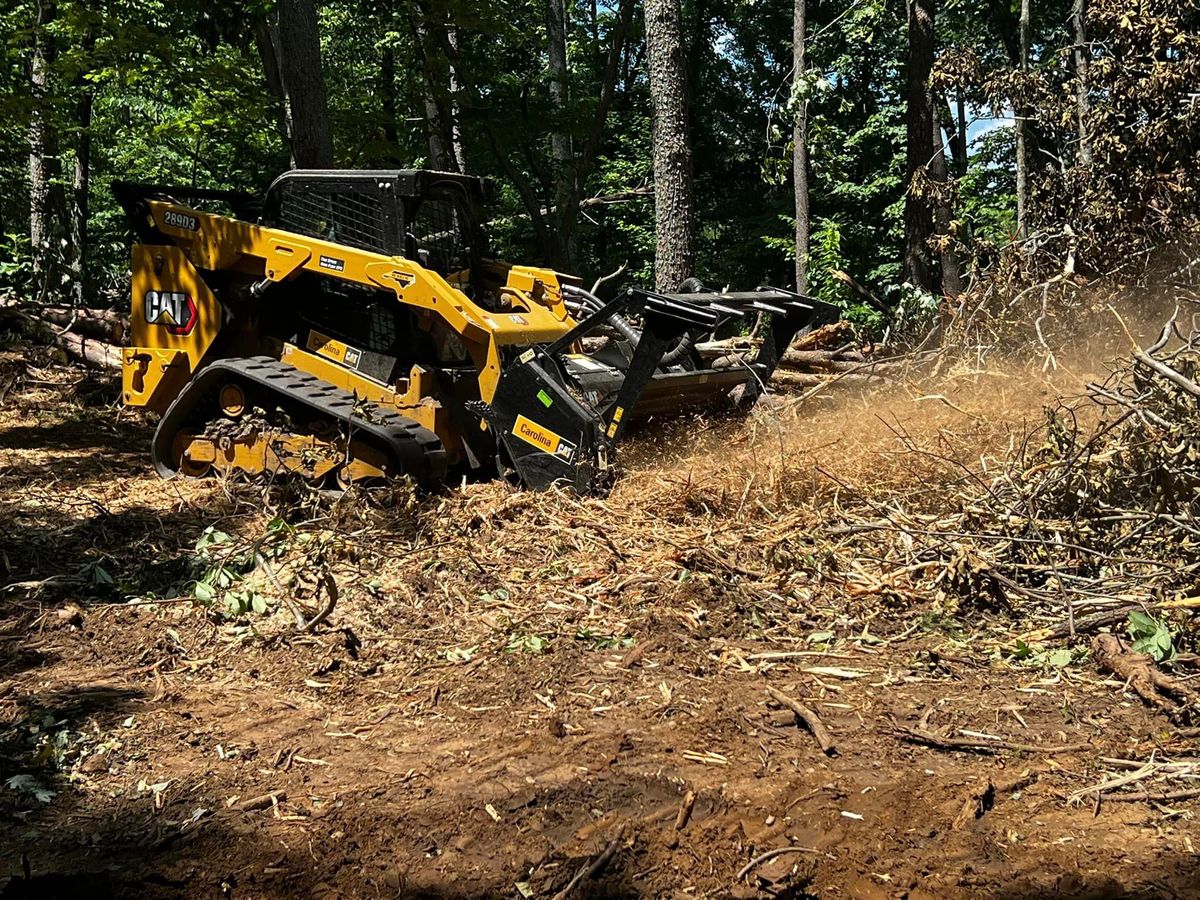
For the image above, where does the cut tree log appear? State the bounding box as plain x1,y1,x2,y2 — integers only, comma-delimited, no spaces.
792,321,853,351
39,306,128,343
57,331,122,370
0,307,123,370
779,349,866,366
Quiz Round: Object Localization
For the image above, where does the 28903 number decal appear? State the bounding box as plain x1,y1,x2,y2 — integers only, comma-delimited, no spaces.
162,209,198,231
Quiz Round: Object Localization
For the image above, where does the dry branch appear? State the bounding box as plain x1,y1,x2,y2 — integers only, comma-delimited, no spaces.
894,725,1090,755
551,825,625,900
1092,633,1200,718
765,686,837,756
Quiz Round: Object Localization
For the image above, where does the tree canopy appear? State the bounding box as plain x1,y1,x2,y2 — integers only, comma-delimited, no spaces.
2,0,1197,327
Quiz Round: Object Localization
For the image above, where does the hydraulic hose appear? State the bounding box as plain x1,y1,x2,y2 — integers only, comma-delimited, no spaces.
562,284,641,348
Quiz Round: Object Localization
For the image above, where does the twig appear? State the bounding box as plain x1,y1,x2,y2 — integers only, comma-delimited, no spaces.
765,686,837,756
304,565,339,633
551,825,625,900
734,845,818,882
1133,350,1200,400
256,550,307,630
895,725,1091,755
590,261,628,295
238,790,286,811
673,789,696,831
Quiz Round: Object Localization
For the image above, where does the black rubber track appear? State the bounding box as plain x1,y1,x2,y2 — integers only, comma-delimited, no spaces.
150,356,447,487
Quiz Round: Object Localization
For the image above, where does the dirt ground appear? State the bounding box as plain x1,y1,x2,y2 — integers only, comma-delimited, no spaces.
2,349,1199,899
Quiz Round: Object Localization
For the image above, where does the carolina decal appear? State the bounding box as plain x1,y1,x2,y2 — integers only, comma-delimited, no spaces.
144,290,197,336
511,414,576,462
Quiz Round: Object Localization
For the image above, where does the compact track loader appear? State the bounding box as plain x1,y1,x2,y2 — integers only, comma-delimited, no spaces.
115,169,837,493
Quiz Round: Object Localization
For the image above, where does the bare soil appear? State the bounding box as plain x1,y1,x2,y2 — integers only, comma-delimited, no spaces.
2,352,1198,899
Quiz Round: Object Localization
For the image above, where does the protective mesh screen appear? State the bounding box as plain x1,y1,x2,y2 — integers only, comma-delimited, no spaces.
276,186,389,254
411,197,470,275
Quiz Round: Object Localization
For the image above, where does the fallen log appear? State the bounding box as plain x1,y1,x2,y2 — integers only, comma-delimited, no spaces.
39,306,128,343
780,356,896,375
779,349,866,366
0,307,123,370
791,321,853,351
56,331,122,370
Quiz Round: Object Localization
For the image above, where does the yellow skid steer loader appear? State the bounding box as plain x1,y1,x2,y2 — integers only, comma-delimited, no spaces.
115,169,836,492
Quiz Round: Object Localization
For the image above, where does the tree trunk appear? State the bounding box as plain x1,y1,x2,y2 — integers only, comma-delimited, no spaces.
416,20,456,172
792,0,809,294
1015,0,1031,241
254,22,292,151
955,90,968,174
1072,0,1091,168
547,0,574,267
930,103,963,298
380,43,399,148
903,0,935,292
448,29,465,172
558,0,636,264
29,0,58,291
940,96,967,176
644,0,696,292
68,87,93,307
274,0,335,168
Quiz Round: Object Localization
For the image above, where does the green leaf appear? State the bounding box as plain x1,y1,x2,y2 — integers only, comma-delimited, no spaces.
1126,610,1158,637
1130,636,1157,656
1046,648,1073,669
250,593,267,615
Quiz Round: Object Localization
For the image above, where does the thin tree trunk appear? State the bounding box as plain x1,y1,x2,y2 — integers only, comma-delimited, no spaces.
1015,0,1031,241
254,22,292,152
68,87,93,307
955,89,968,174
930,103,962,298
547,0,573,267
417,20,455,171
29,0,57,290
558,0,636,261
940,97,967,176
274,0,335,168
644,0,696,291
1072,0,1091,167
380,43,399,148
792,0,809,294
448,29,465,172
903,0,935,292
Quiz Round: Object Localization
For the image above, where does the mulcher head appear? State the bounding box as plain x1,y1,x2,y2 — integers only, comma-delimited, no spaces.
482,286,840,492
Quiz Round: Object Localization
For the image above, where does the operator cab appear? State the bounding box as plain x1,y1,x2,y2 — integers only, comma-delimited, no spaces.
261,169,490,290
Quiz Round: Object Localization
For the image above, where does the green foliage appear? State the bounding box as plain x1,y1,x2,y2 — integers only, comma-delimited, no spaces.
1007,639,1085,669
574,628,634,650
2,0,1196,322
1126,611,1175,663
505,632,549,654
189,518,292,618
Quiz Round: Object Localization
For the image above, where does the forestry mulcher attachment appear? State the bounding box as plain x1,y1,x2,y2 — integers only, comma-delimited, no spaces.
115,169,837,493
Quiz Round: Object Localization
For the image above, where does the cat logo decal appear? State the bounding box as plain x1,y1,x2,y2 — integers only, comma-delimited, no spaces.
144,290,197,336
